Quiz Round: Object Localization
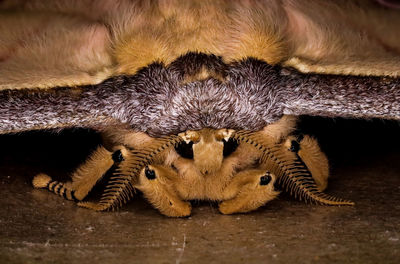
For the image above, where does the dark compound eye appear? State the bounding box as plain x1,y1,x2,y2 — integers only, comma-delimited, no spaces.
112,150,124,162
260,174,272,186
222,138,239,157
289,134,304,153
289,140,300,153
175,141,194,159
145,167,156,180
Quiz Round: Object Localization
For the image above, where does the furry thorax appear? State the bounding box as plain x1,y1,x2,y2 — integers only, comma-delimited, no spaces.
1,53,399,137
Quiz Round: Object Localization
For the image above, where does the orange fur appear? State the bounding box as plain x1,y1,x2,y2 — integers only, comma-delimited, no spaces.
135,165,191,217
261,115,298,143
71,146,119,200
219,170,279,214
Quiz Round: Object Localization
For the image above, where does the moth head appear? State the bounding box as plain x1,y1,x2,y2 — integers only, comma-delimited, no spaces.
178,128,236,175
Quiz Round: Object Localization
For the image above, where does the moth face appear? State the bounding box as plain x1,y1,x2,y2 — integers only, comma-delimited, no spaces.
178,128,235,175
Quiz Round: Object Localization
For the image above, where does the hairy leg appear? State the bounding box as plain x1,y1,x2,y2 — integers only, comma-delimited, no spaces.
219,169,280,214
284,135,329,191
134,164,191,217
32,145,128,201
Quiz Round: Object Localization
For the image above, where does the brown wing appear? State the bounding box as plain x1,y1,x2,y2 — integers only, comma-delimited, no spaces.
2,0,399,89
282,0,400,77
0,8,115,90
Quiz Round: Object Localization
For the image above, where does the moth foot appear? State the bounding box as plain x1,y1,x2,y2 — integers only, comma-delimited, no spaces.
162,200,192,218
136,164,191,217
32,173,52,188
219,170,279,215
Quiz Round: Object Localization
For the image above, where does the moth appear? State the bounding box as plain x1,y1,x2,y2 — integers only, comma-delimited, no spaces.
1,0,399,217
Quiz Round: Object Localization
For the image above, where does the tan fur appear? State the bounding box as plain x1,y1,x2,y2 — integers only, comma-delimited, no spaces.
283,0,400,77
1,0,399,91
102,128,156,150
184,129,224,175
33,173,75,200
133,141,272,216
0,10,114,90
135,165,191,217
32,173,51,188
181,66,227,84
219,171,280,214
261,115,298,143
171,137,261,201
101,128,172,165
70,146,117,200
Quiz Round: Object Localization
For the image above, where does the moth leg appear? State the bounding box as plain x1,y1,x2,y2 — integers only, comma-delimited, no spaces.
135,164,191,217
32,145,128,201
219,170,280,215
284,135,329,191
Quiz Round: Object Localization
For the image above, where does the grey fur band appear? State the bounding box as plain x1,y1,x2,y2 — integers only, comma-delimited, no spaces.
0,53,399,137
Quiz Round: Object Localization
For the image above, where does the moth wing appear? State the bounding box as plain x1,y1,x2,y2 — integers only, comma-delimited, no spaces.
282,1,400,77
0,8,115,90
2,0,400,90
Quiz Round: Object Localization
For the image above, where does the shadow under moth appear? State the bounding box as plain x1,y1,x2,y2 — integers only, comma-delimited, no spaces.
1,0,399,217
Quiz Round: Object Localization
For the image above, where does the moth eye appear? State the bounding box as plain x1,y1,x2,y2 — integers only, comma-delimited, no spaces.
289,140,300,153
145,167,156,180
222,138,239,157
112,150,124,162
260,173,272,186
175,141,194,159
289,134,304,153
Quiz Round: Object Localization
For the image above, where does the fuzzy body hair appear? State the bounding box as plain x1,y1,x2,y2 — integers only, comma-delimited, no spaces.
0,53,399,137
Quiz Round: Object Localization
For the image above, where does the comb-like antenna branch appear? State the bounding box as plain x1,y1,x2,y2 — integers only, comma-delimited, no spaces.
79,135,183,211
232,130,354,206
